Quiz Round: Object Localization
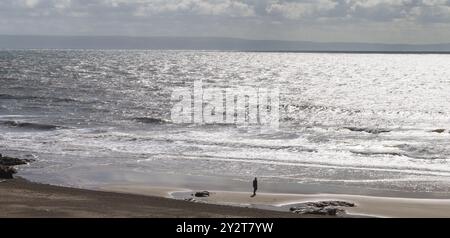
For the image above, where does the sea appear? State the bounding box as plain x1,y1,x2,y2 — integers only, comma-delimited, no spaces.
1,50,450,197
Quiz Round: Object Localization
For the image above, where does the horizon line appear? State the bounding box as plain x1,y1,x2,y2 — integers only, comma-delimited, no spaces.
1,34,450,46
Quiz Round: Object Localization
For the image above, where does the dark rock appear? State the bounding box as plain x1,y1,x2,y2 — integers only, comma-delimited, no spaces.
0,154,34,166
289,200,355,216
0,154,34,179
303,201,355,208
194,191,210,197
430,129,446,133
0,165,16,179
290,206,345,216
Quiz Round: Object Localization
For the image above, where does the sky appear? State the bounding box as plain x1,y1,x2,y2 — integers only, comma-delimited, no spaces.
1,0,450,44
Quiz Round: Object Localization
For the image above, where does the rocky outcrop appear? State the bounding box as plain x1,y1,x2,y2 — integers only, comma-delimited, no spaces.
194,191,210,197
290,206,345,216
301,201,355,208
0,154,33,179
290,201,355,216
0,166,16,179
0,154,34,166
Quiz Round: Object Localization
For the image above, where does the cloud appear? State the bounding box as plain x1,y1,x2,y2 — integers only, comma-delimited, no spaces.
2,0,450,22
348,0,450,23
265,0,338,20
133,0,255,17
24,0,40,8
0,0,450,43
261,0,450,23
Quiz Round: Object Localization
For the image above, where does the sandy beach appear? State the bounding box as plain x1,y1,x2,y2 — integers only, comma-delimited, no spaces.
0,178,303,218
3,177,450,218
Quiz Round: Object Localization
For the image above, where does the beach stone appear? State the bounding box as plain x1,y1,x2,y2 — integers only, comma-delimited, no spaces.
0,166,16,179
194,191,210,197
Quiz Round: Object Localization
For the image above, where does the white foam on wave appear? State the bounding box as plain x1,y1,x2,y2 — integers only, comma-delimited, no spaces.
3,123,450,179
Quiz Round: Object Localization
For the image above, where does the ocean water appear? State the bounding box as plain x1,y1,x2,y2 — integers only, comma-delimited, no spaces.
1,50,450,195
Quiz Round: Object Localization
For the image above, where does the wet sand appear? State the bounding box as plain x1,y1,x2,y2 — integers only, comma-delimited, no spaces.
102,184,450,218
0,178,302,218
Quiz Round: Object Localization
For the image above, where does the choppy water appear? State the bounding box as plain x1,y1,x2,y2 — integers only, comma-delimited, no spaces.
1,50,450,195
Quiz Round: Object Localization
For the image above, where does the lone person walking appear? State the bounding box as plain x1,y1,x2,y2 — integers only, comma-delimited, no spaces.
251,177,258,197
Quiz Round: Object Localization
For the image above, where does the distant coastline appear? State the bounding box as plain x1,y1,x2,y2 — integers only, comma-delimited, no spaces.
1,35,450,52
